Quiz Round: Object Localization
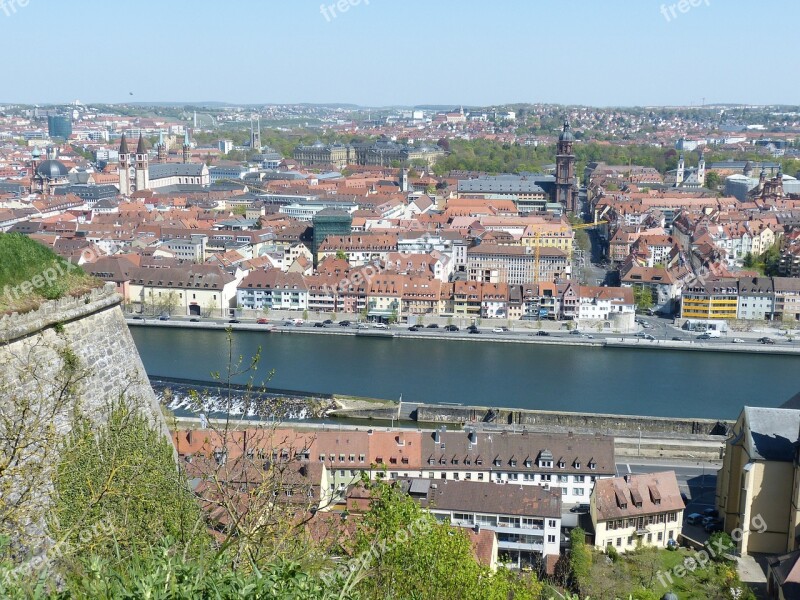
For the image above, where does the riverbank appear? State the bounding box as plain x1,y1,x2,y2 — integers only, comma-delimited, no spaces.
126,318,800,355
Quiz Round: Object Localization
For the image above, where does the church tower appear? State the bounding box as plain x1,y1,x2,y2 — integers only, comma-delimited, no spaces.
555,119,577,212
697,152,706,187
399,167,409,192
156,131,167,163
182,129,191,164
118,134,131,196
29,147,41,195
250,119,261,152
676,154,685,187
134,134,149,192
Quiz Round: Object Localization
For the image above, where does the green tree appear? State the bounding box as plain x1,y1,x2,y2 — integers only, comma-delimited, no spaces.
633,285,654,312
335,249,347,261
705,171,721,190
569,527,592,595
350,478,541,600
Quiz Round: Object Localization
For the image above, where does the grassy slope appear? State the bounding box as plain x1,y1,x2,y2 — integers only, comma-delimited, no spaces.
0,233,98,314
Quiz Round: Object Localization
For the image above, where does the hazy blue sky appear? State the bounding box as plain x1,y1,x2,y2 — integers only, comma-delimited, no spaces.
2,0,796,107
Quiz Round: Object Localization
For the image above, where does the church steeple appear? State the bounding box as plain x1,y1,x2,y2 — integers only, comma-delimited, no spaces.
118,134,131,196
182,129,191,163
134,134,149,191
156,131,167,163
555,118,577,212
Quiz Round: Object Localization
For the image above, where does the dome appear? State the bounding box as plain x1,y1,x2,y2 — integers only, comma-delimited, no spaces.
661,593,678,600
559,119,575,142
35,159,69,179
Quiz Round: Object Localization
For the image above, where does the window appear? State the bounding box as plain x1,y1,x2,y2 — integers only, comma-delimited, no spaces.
349,454,355,462
510,459,517,467
574,488,584,496
548,519,557,528
647,534,652,543
359,454,365,463
616,538,622,547
524,459,532,468
509,473,518,481
559,475,568,483
627,536,633,545
339,454,345,462
329,454,335,462
558,460,566,469
477,473,484,481
657,532,663,542
319,454,325,462
548,535,556,543
668,530,674,540
493,458,501,467
574,475,585,483
561,488,567,495
541,474,551,482
589,461,596,470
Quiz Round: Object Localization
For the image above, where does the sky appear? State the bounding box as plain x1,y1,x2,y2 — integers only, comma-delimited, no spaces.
1,0,797,107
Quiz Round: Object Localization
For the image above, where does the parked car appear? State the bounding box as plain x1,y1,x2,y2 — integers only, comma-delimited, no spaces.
569,329,581,335
339,320,351,327
257,318,269,324
228,319,241,324
759,337,775,345
704,520,724,533
643,333,656,340
132,315,143,320
492,327,508,333
190,318,200,323
314,322,325,328
671,336,683,341
702,508,719,518
581,333,594,339
467,325,479,332
408,325,421,331
732,338,745,343
323,319,333,325
642,323,652,329
372,323,388,329
536,330,550,336
697,333,712,340
357,323,369,329
158,314,170,321
444,325,459,332
426,323,439,329
469,329,481,334
569,503,590,514
283,321,294,326
686,513,703,525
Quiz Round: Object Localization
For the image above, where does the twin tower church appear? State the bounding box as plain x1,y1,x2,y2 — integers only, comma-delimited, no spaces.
117,131,209,194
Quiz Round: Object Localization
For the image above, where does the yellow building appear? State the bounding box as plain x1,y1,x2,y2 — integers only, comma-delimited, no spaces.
519,223,575,258
680,277,739,320
716,406,800,555
590,471,684,553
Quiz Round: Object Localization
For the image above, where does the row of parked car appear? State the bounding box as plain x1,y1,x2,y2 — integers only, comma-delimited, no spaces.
686,508,724,533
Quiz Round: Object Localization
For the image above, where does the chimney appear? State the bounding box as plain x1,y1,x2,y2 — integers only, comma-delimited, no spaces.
473,523,481,534
433,429,440,444
624,474,631,483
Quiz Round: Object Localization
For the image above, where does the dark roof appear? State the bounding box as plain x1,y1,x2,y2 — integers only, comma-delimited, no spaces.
743,406,800,461
36,159,69,179
119,133,129,155
421,430,614,476
768,550,800,598
149,163,206,179
559,119,575,143
410,477,561,519
136,134,147,155
594,471,683,521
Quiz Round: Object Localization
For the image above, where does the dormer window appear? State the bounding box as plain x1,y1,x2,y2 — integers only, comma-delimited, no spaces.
558,460,565,469
589,461,596,470
524,459,532,468
493,458,501,467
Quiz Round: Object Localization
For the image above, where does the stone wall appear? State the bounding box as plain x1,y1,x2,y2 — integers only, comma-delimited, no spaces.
0,284,167,552
414,404,731,437
0,284,162,420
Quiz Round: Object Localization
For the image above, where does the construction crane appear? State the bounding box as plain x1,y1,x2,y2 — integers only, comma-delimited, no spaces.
532,216,609,284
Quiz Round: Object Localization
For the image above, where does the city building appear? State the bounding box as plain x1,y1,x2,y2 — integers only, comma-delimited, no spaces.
398,477,562,571
554,120,578,212
467,244,570,285
680,278,739,321
591,471,684,552
311,208,353,263
47,115,72,140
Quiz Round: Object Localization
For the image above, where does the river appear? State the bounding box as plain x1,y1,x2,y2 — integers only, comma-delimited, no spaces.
129,327,799,420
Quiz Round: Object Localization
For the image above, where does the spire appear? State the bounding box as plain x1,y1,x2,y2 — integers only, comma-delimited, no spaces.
119,133,129,155
184,129,190,146
563,119,570,132
136,134,146,155
158,131,164,145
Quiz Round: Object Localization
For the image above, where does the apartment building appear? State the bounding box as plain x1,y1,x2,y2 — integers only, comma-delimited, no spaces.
467,244,569,285
680,278,739,321
591,471,684,552
399,477,562,571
